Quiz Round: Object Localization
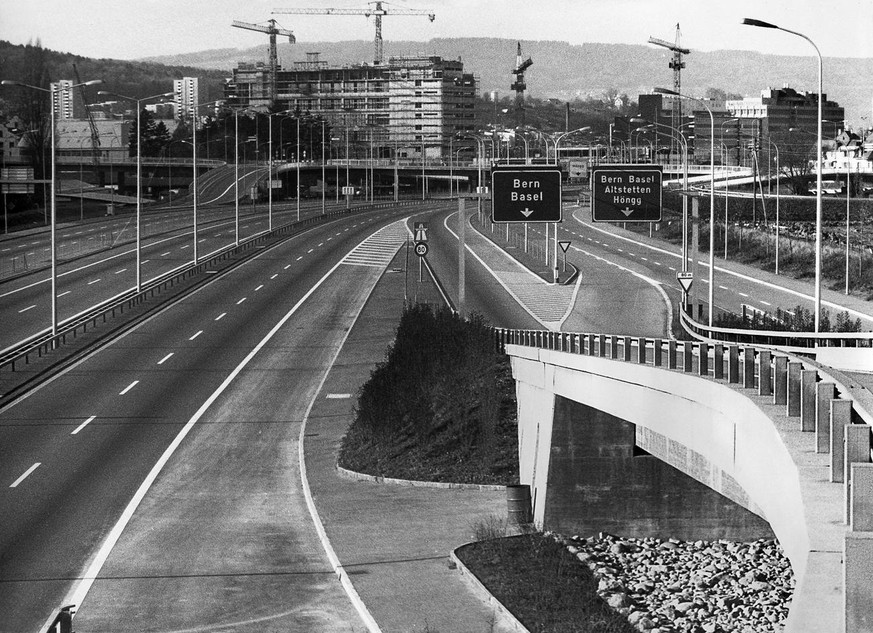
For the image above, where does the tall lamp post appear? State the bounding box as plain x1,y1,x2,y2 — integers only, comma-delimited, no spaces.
554,126,591,165
655,87,716,327
743,17,823,332
98,90,173,291
2,78,103,339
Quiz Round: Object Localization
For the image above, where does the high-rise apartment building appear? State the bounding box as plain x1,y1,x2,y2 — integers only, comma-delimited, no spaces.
50,79,77,120
173,77,200,124
224,54,477,159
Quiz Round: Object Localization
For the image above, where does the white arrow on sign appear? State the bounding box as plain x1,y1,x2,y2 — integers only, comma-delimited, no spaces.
520,207,534,218
621,206,634,217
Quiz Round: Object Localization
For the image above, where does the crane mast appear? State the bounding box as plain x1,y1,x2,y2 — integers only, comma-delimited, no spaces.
272,2,435,65
232,19,296,105
648,24,691,158
510,42,532,128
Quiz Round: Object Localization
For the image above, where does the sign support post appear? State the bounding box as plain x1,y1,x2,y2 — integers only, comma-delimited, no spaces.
553,222,559,283
458,196,466,318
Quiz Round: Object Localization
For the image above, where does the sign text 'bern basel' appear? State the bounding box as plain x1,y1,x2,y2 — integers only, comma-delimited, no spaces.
591,165,663,223
491,166,562,223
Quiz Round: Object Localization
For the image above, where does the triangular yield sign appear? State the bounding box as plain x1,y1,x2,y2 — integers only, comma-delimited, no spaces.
558,241,571,252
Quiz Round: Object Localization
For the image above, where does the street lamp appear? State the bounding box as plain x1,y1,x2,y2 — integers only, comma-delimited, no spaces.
655,87,716,327
2,77,103,339
554,126,591,165
743,17,824,332
98,89,173,291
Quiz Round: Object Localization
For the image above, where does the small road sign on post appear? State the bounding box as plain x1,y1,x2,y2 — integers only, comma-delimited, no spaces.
591,164,663,222
414,242,428,257
413,222,428,243
677,270,693,294
558,240,571,272
491,165,563,223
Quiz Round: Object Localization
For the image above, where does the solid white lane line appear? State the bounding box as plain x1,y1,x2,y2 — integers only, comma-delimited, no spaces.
157,353,174,365
119,381,139,395
18,305,36,314
71,416,96,435
215,313,227,321
10,463,41,488
236,297,247,305
189,330,203,341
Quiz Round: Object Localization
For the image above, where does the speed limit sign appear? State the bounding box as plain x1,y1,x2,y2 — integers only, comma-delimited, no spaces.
414,241,428,257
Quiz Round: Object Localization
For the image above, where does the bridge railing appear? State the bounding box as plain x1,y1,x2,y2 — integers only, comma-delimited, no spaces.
493,325,873,632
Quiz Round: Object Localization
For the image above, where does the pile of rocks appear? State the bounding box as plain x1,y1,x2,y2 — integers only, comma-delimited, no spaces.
550,532,794,633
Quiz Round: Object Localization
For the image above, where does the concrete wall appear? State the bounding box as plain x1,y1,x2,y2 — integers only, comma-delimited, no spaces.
544,395,774,541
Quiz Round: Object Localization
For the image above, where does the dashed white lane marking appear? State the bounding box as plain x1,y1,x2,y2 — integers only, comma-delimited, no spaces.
87,278,101,285
760,300,772,306
10,463,41,488
119,381,139,395
189,330,203,341
114,268,127,275
739,292,749,297
215,313,226,321
307,249,314,254
255,285,264,292
72,416,96,435
58,290,71,297
326,393,352,399
719,285,729,290
160,252,171,257
284,264,292,270
296,256,303,261
18,305,36,314
142,260,150,264
270,274,278,280
157,353,174,365
180,245,191,250
237,297,247,305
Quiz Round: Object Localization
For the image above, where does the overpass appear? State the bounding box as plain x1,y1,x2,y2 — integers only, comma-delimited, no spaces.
495,328,873,632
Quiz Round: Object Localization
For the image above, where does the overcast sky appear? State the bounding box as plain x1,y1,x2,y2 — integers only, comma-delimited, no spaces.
2,0,872,61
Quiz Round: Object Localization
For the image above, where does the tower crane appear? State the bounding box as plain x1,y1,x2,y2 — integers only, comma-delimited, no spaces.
510,42,533,128
232,19,296,105
648,24,691,156
272,2,435,65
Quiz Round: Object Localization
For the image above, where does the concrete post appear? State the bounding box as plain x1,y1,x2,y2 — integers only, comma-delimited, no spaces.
713,344,724,380
698,342,709,377
599,334,607,358
845,531,873,633
728,345,739,383
849,463,873,532
668,340,677,370
623,336,632,362
637,337,647,364
683,341,694,373
830,400,853,483
815,383,836,454
588,334,596,356
845,424,872,524
653,339,662,367
787,361,802,417
800,370,818,432
773,356,788,406
758,350,772,396
742,347,755,389
610,335,619,359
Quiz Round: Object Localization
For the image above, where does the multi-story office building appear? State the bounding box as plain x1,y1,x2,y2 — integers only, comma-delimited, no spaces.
173,77,200,125
50,79,77,120
224,53,477,159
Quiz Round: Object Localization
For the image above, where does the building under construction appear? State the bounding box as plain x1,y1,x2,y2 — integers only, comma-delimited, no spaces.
224,53,477,159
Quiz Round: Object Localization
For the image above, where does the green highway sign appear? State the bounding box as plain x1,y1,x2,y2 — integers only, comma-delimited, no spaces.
591,165,663,222
491,166,563,223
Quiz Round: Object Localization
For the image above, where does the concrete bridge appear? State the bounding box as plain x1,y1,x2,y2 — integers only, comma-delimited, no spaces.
495,329,873,633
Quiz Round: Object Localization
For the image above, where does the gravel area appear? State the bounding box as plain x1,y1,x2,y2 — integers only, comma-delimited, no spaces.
549,532,794,633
